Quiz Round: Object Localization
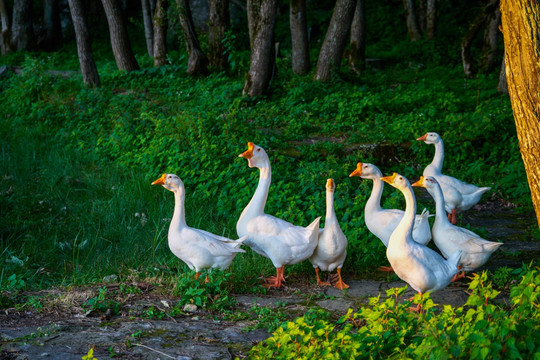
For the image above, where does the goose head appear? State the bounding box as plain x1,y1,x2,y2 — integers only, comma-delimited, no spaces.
238,142,269,168
349,162,383,180
411,175,438,189
416,132,441,145
326,178,335,192
152,173,184,193
381,172,410,190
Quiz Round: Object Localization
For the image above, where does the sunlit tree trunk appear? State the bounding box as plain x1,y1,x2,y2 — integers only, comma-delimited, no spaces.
176,0,208,75
141,0,154,57
314,0,356,81
12,0,33,51
348,0,365,73
101,0,140,72
208,0,229,71
500,0,540,228
68,0,101,87
243,0,277,96
153,0,168,67
290,0,310,75
0,0,12,54
403,0,422,41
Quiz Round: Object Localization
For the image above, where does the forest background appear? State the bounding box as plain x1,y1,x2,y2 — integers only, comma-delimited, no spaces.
0,0,538,303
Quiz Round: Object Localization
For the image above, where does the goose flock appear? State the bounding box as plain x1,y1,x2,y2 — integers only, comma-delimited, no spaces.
152,132,502,304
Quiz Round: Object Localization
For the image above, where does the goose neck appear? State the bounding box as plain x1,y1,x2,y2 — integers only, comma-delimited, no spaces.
430,184,450,226
430,140,445,172
366,178,384,212
394,184,416,241
171,189,187,230
246,165,271,216
325,191,337,224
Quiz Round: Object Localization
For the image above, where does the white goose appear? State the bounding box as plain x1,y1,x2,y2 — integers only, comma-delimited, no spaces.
349,162,432,246
417,132,490,224
237,142,321,288
413,176,503,275
152,173,245,279
309,178,349,290
381,173,461,307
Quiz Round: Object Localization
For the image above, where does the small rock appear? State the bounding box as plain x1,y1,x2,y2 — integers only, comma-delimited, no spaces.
40,353,50,357
176,356,193,360
183,304,197,313
103,274,118,283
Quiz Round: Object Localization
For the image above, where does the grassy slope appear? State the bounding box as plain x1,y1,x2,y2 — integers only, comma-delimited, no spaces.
0,49,533,292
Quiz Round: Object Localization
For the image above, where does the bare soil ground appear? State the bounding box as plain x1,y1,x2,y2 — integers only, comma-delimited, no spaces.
1,200,538,360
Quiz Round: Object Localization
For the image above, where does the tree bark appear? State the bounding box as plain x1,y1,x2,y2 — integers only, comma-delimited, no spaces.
461,0,499,78
208,0,229,71
348,0,365,73
153,0,168,67
68,0,101,87
11,0,33,51
243,0,278,97
100,0,140,72
314,0,356,82
403,0,422,41
500,0,540,228
42,0,62,51
425,0,436,40
176,0,208,75
483,6,501,72
141,0,154,57
0,0,12,54
290,0,310,75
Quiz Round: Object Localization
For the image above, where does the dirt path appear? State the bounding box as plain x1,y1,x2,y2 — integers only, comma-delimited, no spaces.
1,201,538,360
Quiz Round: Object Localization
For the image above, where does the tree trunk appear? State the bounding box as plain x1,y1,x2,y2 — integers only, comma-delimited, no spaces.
208,0,229,71
425,0,436,40
497,56,507,94
68,0,100,87
461,0,499,78
42,0,62,51
348,0,365,73
176,0,208,75
100,0,140,72
403,0,422,41
290,0,310,75
243,0,277,97
500,0,540,228
483,6,501,72
0,0,12,54
314,0,356,82
141,0,154,57
153,0,168,67
11,0,33,51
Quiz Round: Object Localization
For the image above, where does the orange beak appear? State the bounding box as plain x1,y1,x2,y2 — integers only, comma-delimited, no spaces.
381,172,398,184
349,162,363,177
326,178,335,190
416,133,428,141
411,176,425,187
239,142,255,159
152,173,166,185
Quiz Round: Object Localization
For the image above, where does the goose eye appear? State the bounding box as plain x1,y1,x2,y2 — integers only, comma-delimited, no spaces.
256,148,261,152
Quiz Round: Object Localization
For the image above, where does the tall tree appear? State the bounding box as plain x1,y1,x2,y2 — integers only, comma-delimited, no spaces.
500,0,540,228
42,0,62,51
141,0,154,57
243,0,278,96
176,0,208,75
314,0,356,82
425,0,436,40
348,0,366,73
208,0,229,71
0,0,12,54
290,0,310,75
153,0,168,67
11,0,33,51
403,0,422,41
101,0,140,72
68,0,100,87
483,6,501,72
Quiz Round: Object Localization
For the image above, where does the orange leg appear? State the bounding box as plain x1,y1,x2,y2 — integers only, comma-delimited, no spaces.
315,268,331,287
378,265,394,272
333,268,349,290
195,272,201,280
263,266,285,288
448,209,457,225
451,265,465,282
407,292,423,312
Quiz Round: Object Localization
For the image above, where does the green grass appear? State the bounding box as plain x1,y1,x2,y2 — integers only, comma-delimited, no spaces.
0,49,534,294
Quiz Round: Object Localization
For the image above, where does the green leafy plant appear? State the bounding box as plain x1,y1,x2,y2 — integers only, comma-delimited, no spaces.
82,287,122,316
